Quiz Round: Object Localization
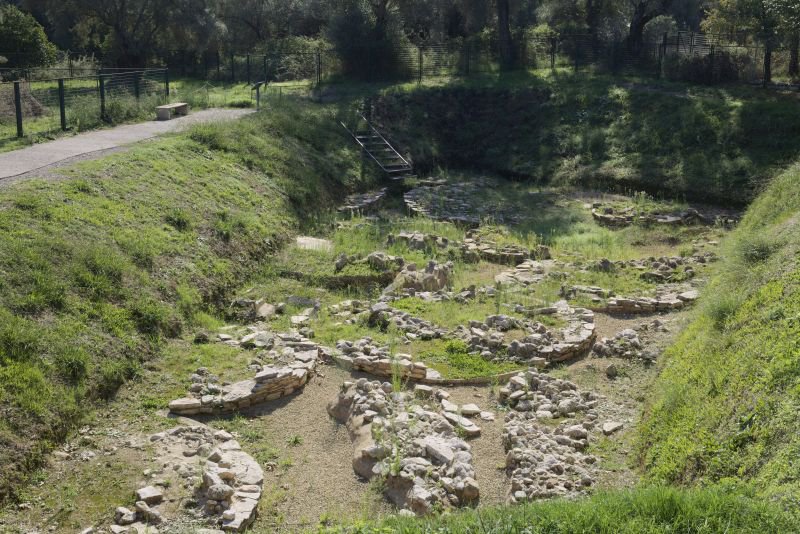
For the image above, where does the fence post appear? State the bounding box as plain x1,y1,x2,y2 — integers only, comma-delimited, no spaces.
68,53,73,77
316,50,321,85
246,54,251,85
418,47,423,84
263,56,268,82
58,79,66,131
164,69,170,100
99,75,107,122
13,81,23,138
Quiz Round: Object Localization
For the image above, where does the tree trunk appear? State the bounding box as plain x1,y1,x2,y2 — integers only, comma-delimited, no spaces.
586,0,601,47
626,2,650,54
497,0,515,69
790,33,799,78
762,42,772,86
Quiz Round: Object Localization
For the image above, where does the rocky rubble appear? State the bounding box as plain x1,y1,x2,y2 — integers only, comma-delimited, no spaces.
368,302,449,340
591,205,738,228
592,319,669,361
494,259,560,286
595,288,699,314
388,231,451,251
384,260,454,294
453,302,596,364
404,179,526,226
169,333,325,415
461,232,551,265
338,188,387,214
120,423,265,532
335,337,441,381
334,251,405,274
328,379,480,515
499,370,602,503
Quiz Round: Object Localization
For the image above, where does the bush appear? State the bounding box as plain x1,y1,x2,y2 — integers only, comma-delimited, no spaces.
662,50,754,85
130,297,181,337
54,348,89,383
0,5,57,69
327,1,412,81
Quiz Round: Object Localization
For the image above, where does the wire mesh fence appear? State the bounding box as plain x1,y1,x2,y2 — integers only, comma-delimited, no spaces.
0,69,169,144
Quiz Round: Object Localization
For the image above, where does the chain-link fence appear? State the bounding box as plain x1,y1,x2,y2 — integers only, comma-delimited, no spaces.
0,69,169,144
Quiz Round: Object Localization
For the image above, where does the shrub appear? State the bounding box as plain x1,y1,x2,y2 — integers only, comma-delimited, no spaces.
662,50,754,85
129,297,181,337
0,5,57,69
54,348,89,383
0,309,41,364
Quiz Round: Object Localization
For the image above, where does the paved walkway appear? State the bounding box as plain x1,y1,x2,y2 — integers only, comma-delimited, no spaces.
0,108,255,180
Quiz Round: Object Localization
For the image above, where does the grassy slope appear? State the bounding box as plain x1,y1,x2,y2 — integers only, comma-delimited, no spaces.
333,486,791,533
371,73,800,205
638,162,800,515
0,102,366,502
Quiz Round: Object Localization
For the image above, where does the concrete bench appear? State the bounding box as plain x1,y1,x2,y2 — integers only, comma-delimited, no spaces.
156,102,189,121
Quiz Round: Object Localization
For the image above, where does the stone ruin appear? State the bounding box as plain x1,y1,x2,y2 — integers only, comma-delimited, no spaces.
593,288,698,314
334,337,442,381
169,332,326,416
591,205,738,228
328,378,480,515
494,259,562,286
338,188,387,214
592,320,670,361
384,260,454,294
388,231,451,251
452,302,596,365
499,370,610,503
334,251,405,274
403,179,527,226
386,230,551,266
112,423,263,532
368,302,449,340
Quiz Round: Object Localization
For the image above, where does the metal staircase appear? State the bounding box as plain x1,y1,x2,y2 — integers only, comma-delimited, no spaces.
341,115,415,181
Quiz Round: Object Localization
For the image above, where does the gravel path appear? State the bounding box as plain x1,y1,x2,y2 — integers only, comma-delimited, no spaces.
0,108,255,182
245,365,392,533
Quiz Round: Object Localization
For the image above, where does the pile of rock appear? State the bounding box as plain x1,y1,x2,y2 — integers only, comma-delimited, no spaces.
455,303,596,365
592,320,670,361
335,337,440,381
169,335,322,416
460,234,551,265
592,329,642,359
334,251,406,274
328,299,370,323
385,260,454,294
591,205,737,228
388,231,451,251
580,253,716,284
499,370,602,503
494,259,559,286
368,302,448,340
499,369,601,418
594,289,699,314
144,424,263,532
338,188,387,214
328,379,480,515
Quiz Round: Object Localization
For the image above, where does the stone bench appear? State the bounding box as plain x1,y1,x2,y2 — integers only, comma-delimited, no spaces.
156,102,189,121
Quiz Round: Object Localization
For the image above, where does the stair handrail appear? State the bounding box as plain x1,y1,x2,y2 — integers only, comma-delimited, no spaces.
360,114,412,169
340,119,394,172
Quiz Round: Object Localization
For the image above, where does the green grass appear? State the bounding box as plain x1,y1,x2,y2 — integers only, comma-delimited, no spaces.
372,72,800,205
325,485,793,533
0,78,258,153
415,339,520,379
0,100,367,503
638,162,800,517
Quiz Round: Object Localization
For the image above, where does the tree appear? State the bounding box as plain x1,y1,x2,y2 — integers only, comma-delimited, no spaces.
625,0,675,53
0,4,57,68
704,0,781,83
767,0,800,76
497,0,515,68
